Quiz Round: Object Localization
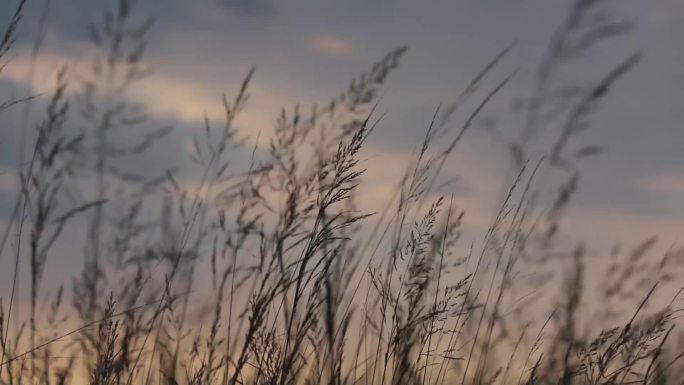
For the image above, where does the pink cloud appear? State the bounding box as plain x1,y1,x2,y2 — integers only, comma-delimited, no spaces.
641,172,684,196
307,33,358,57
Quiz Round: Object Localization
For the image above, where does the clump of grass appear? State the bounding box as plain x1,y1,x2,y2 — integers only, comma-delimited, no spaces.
1,1,683,385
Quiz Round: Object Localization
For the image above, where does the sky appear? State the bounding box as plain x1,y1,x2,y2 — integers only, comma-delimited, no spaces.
0,0,683,292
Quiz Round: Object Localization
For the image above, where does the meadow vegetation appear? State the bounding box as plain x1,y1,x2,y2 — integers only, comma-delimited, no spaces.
1,1,683,385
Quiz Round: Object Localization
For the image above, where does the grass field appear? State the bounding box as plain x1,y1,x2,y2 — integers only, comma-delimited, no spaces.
1,1,683,385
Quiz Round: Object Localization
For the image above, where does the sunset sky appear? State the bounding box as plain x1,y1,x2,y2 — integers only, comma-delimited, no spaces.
0,0,683,292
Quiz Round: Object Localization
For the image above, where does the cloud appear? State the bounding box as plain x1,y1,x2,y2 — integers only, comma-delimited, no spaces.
0,50,81,95
563,208,683,251
640,172,684,196
220,0,275,16
307,34,358,57
1,0,682,263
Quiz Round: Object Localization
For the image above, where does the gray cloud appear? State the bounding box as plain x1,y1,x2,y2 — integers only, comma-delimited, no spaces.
219,0,275,15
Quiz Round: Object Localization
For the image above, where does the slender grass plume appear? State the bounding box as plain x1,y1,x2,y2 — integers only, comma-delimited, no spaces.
0,1,683,385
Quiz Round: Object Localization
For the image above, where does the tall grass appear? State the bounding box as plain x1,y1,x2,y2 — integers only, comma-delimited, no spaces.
1,1,683,385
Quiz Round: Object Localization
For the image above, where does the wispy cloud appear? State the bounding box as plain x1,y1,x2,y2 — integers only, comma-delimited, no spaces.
0,49,78,95
307,33,358,57
641,172,684,196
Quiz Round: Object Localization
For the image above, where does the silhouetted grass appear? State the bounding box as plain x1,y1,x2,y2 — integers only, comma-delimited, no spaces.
1,1,683,385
